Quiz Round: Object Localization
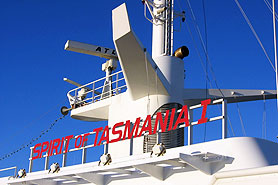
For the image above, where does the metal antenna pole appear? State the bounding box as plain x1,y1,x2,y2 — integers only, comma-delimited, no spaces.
273,0,278,109
151,0,174,58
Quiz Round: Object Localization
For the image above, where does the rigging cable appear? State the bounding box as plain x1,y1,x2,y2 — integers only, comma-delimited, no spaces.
234,0,276,72
185,20,235,137
0,99,67,149
264,0,278,21
233,96,247,136
0,115,66,161
185,0,236,136
185,0,225,97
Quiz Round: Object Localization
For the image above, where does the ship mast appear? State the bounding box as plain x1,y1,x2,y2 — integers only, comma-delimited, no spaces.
144,0,175,58
152,0,174,58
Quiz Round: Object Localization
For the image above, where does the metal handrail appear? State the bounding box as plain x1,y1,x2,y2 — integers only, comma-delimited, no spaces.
0,166,17,178
28,99,227,173
68,70,124,93
67,70,127,108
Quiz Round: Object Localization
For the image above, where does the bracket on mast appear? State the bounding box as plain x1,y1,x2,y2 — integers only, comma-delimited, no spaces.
142,0,167,25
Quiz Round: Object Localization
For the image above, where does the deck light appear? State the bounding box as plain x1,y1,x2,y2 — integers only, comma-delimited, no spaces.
49,163,60,173
98,153,112,166
61,106,72,116
151,143,166,157
17,169,26,178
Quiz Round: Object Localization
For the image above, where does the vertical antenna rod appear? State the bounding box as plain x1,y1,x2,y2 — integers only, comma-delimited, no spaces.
273,0,278,109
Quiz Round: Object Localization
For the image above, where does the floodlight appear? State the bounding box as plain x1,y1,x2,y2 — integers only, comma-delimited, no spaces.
17,169,26,178
151,143,166,157
98,153,112,166
49,163,60,174
174,46,189,59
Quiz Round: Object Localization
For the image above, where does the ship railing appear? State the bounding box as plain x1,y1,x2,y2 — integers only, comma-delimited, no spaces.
28,131,108,173
28,99,227,173
67,70,127,109
0,166,17,178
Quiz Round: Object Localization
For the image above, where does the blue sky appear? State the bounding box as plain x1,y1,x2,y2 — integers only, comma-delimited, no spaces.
0,0,278,177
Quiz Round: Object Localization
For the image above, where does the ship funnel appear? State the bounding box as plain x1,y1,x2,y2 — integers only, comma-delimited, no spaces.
174,46,189,59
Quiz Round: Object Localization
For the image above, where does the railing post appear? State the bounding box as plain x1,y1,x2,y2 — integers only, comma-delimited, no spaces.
116,73,119,95
188,109,193,145
156,118,161,143
28,147,34,173
130,122,134,155
92,82,95,103
14,166,17,178
82,141,87,164
222,99,227,139
129,136,133,155
62,140,68,167
104,143,109,154
44,152,49,171
74,89,77,108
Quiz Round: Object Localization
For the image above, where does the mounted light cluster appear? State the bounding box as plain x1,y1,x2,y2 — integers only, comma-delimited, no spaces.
98,153,112,166
49,163,60,174
17,169,26,178
151,143,166,157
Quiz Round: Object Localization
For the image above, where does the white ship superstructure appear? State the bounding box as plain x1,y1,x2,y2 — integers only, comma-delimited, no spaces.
1,1,278,185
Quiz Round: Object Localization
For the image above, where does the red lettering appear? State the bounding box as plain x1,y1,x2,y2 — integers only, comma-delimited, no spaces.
153,110,169,134
64,135,73,153
168,108,177,131
122,118,141,140
29,100,212,159
93,127,103,146
173,105,189,130
198,99,211,124
75,135,82,148
39,141,49,158
98,126,109,146
82,133,90,147
47,140,53,155
58,137,64,154
32,143,41,160
50,138,60,156
138,115,152,136
110,122,124,143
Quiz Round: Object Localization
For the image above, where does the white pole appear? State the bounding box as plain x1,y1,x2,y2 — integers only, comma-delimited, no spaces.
188,109,193,145
152,0,166,59
222,99,227,139
170,0,174,55
273,0,278,109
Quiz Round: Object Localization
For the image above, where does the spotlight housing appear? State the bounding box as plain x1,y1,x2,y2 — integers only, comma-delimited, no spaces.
48,163,60,174
151,143,166,157
98,153,112,166
61,106,72,116
174,46,189,59
17,169,26,178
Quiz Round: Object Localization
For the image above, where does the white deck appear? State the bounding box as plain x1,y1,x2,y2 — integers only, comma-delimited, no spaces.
1,137,278,185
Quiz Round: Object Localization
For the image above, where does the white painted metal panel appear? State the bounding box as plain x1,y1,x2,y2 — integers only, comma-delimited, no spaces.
112,3,169,100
